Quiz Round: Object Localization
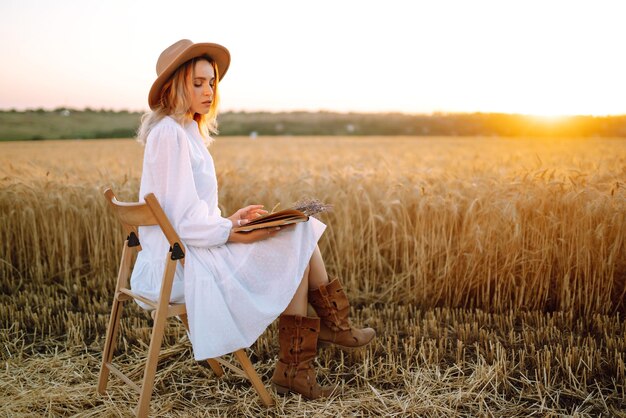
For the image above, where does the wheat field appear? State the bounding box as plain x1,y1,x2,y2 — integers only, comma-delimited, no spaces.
1,136,625,416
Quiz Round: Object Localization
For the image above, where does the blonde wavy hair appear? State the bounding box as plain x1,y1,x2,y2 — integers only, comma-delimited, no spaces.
137,56,220,145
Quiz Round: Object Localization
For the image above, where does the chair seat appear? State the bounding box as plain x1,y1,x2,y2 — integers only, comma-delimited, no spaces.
117,288,187,318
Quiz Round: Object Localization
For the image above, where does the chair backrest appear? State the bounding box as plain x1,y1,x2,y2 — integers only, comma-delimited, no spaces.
103,187,186,265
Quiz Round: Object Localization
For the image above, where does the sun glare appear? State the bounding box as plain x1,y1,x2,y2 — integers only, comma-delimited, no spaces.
529,114,569,123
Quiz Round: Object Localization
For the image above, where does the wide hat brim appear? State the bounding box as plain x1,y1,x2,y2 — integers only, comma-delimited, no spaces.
148,40,230,110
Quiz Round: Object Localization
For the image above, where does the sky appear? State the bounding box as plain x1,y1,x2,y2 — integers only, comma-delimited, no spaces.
1,0,625,116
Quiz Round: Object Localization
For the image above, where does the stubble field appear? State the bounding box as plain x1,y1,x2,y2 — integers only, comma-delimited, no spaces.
1,136,625,417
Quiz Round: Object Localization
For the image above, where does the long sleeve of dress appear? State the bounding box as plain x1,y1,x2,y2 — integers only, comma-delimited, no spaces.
142,122,232,248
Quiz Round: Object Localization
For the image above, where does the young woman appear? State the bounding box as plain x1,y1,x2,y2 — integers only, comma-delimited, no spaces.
131,39,375,400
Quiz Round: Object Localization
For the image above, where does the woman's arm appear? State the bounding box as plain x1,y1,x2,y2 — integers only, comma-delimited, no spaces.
142,122,232,247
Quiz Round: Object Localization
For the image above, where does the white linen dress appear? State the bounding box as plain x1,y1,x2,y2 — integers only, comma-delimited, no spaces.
130,116,326,360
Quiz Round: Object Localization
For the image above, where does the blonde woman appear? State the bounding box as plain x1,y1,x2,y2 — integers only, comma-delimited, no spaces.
132,39,375,400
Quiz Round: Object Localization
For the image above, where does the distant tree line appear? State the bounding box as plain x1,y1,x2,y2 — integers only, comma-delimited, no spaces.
1,108,626,140
219,111,626,137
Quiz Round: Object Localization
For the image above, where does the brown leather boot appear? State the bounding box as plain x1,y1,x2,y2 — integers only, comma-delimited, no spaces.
308,278,376,350
271,315,336,400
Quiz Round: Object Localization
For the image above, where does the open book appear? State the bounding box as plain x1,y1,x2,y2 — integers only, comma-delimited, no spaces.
232,208,309,233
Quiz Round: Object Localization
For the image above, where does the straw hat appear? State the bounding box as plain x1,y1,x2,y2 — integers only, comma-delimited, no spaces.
148,39,231,110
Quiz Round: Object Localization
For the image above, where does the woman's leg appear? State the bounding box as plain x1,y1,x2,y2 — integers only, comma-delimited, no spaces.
283,242,329,313
282,244,330,314
282,264,309,316
307,246,330,290
273,262,335,399
306,245,376,349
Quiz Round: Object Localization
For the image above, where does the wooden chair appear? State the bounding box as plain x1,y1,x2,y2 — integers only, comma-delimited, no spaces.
97,187,274,417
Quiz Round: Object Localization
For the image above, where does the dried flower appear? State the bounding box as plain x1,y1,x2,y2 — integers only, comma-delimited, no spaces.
290,198,333,218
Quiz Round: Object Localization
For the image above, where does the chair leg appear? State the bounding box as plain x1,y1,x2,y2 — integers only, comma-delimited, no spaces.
97,296,124,394
233,349,275,407
136,309,168,418
206,358,225,377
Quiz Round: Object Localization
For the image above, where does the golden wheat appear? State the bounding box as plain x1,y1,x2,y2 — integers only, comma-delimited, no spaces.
1,136,625,416
1,137,624,314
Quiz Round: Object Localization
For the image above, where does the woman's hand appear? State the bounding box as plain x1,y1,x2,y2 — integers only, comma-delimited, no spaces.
227,224,295,244
228,205,268,228
228,227,280,243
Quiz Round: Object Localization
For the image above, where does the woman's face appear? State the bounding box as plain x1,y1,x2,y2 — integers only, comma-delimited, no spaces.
189,59,215,115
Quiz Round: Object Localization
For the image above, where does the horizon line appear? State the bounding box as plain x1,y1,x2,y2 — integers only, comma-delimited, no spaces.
2,107,626,119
